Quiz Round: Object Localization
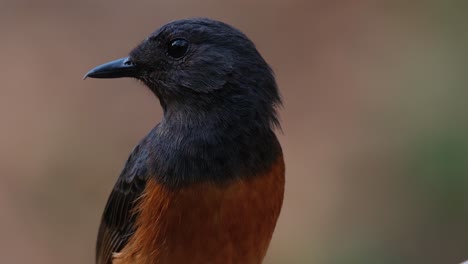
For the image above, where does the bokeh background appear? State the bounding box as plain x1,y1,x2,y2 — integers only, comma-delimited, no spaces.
1,0,467,263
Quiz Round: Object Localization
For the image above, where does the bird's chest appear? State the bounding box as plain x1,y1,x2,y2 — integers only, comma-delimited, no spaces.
113,157,285,264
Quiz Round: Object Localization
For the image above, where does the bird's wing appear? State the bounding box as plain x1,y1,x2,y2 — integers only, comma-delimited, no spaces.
95,143,149,264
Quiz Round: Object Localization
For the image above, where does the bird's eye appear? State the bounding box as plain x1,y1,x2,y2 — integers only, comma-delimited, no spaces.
168,39,189,59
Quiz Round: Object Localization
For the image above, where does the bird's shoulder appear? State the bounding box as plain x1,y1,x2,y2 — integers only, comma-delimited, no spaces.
95,137,152,264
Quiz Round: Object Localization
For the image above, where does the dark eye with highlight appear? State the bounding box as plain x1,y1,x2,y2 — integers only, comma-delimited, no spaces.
168,39,189,59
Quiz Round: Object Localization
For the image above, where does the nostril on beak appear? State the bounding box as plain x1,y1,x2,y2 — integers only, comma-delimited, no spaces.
124,58,134,66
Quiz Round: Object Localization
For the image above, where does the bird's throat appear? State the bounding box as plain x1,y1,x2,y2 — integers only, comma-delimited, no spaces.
145,110,282,188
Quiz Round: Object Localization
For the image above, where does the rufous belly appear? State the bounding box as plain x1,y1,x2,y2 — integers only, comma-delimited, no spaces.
113,156,285,264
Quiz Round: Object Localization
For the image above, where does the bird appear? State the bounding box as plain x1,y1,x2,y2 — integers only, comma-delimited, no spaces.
84,18,285,264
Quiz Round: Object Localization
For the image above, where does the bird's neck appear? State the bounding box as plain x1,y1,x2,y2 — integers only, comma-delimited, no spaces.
146,104,282,188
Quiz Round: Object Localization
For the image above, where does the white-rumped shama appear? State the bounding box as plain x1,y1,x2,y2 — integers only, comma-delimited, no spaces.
85,18,285,264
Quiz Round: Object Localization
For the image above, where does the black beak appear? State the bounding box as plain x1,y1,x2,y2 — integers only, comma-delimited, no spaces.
84,57,138,79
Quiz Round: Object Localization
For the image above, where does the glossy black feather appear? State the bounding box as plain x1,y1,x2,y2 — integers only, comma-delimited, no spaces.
96,142,149,264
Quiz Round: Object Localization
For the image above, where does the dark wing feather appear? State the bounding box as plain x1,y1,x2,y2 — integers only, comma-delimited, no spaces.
96,143,149,264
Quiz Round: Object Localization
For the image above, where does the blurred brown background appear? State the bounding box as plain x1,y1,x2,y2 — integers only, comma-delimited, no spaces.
1,0,467,263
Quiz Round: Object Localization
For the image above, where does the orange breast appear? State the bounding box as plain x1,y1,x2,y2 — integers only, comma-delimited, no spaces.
113,155,285,264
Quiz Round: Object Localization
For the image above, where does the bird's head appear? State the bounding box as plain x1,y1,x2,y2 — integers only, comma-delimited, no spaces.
85,18,280,129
